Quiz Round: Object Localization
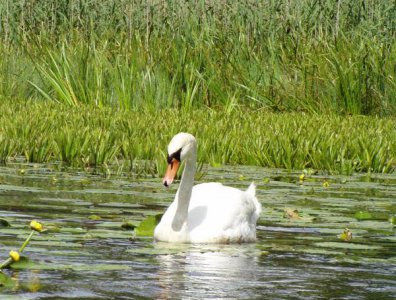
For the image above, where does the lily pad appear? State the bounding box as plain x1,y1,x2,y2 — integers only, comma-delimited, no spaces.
0,219,11,227
135,214,163,237
43,225,61,233
9,256,36,269
283,208,315,222
88,215,102,221
70,264,130,271
284,208,301,219
121,221,137,230
0,272,15,288
314,242,381,250
354,211,373,220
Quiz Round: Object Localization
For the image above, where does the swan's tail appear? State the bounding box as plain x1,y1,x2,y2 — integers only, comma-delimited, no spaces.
246,182,262,220
246,182,256,197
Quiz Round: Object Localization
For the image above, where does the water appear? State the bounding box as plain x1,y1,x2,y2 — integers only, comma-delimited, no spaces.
0,163,395,299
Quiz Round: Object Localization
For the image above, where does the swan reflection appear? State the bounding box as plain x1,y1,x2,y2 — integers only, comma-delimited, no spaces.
155,243,260,299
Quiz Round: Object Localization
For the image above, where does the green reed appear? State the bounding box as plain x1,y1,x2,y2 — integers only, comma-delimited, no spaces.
0,0,395,114
0,100,394,174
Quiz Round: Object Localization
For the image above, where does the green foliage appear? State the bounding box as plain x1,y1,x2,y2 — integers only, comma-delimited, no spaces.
135,214,163,237
0,272,15,288
355,211,374,221
0,219,10,227
0,0,395,114
0,100,394,174
6,256,34,270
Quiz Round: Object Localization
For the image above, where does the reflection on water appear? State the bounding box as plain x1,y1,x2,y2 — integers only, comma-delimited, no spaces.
155,244,260,299
0,163,395,299
149,240,396,300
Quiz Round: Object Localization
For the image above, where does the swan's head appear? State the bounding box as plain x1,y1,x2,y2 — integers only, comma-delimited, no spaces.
163,132,197,187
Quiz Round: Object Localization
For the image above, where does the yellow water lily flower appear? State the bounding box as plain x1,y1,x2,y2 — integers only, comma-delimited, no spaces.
323,181,330,188
299,174,305,181
9,250,20,262
30,220,43,232
339,228,352,241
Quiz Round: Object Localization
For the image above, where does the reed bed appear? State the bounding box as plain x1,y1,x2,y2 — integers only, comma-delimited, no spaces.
0,1,395,175
0,100,394,174
0,0,395,114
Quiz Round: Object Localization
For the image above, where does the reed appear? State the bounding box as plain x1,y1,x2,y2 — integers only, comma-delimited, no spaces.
0,0,395,114
0,100,394,174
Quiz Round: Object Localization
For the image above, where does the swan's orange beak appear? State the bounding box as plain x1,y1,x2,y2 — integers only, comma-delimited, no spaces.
163,158,180,187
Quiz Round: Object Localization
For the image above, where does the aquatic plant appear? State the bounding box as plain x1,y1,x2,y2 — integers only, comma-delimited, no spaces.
0,220,44,269
0,100,394,174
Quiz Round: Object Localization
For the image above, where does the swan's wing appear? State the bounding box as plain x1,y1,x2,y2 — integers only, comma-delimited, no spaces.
246,182,261,223
188,183,260,242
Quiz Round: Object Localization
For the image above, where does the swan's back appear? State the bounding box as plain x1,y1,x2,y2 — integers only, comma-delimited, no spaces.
187,182,261,243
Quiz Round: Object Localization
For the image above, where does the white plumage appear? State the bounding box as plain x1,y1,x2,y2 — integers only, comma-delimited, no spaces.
154,133,261,243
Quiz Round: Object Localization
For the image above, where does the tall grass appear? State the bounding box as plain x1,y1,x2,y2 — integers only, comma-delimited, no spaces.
0,0,395,114
0,100,394,174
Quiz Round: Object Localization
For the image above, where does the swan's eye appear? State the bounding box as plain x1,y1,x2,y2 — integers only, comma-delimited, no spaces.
167,148,182,164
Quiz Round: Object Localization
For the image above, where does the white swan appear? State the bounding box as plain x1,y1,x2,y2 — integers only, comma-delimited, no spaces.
154,132,261,243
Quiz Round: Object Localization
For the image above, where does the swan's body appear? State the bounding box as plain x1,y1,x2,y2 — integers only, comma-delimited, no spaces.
154,133,261,244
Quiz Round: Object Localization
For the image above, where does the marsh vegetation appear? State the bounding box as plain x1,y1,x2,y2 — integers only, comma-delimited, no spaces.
0,0,395,114
1,100,395,174
0,0,394,173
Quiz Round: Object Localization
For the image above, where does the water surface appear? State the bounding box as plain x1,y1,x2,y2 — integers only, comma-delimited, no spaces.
0,163,395,299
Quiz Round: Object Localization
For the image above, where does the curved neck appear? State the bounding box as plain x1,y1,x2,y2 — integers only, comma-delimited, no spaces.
171,150,197,231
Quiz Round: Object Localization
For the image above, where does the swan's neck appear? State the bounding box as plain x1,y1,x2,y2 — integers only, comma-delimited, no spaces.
171,153,196,231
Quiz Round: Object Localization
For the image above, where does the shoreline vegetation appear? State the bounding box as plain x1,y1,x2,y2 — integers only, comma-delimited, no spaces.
1,100,395,174
1,0,395,114
0,1,395,174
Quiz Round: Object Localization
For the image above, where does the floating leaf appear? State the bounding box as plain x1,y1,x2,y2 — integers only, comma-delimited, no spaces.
283,208,315,222
238,174,246,181
9,256,36,269
70,264,130,271
0,272,15,288
284,208,301,220
135,214,163,237
88,215,102,221
0,219,11,227
43,225,61,233
315,242,380,250
121,221,137,230
354,211,373,221
389,215,396,225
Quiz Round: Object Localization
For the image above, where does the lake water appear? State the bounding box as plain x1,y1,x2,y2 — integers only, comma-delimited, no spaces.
0,162,395,299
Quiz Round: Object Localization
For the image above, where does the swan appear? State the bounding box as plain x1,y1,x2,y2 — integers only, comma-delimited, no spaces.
154,132,261,243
